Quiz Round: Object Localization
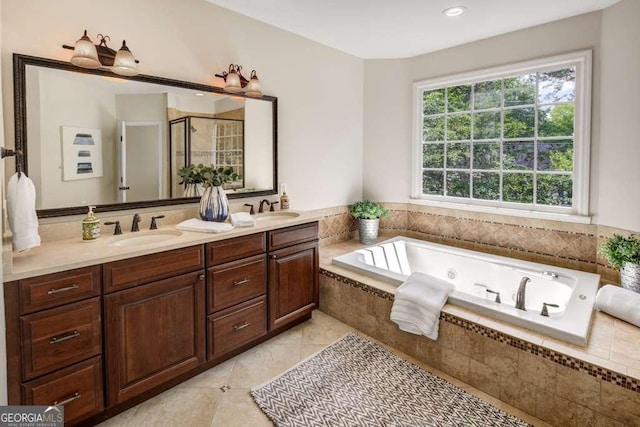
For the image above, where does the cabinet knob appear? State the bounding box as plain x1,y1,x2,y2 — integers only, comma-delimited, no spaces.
198,274,205,281
270,255,277,259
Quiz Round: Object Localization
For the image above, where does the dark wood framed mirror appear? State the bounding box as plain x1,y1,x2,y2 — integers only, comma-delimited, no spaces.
13,53,278,218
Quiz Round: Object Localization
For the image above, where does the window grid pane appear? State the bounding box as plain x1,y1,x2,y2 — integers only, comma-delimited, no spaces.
421,66,575,207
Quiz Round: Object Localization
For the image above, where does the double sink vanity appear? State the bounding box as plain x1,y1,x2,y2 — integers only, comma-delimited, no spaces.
3,212,321,425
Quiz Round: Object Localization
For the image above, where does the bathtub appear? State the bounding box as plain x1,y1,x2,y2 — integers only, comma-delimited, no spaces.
332,236,600,346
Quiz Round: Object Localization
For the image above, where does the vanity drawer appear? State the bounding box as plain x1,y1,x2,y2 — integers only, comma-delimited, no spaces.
21,297,101,380
208,295,267,360
268,222,318,251
208,254,267,313
19,265,101,315
22,356,104,426
207,232,266,266
103,245,204,293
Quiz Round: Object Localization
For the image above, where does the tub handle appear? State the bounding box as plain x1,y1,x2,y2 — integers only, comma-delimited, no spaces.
486,289,501,304
540,302,560,317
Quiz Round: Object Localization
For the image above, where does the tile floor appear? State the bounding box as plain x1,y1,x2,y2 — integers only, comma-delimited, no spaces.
98,310,550,426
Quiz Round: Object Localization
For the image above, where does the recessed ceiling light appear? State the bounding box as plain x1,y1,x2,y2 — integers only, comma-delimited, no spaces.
443,6,466,17
194,92,204,97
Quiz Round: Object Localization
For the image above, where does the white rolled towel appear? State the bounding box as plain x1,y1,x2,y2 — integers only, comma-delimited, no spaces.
595,284,640,328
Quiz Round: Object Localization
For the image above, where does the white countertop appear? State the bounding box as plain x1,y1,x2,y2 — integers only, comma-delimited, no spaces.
5,210,322,282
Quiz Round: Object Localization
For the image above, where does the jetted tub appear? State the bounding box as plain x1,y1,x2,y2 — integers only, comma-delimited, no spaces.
332,236,600,346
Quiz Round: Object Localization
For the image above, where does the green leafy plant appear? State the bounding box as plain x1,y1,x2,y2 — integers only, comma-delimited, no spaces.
178,164,240,187
177,164,207,185
202,166,240,187
348,200,389,220
598,234,640,269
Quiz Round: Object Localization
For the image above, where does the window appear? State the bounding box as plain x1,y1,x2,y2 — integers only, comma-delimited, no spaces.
413,51,592,218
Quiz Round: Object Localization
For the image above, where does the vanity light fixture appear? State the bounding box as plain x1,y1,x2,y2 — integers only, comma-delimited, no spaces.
443,6,466,17
62,30,139,76
215,64,263,98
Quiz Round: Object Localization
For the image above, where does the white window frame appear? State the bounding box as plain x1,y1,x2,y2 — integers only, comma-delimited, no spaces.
411,50,592,223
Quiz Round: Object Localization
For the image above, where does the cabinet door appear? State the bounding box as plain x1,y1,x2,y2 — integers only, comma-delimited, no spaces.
104,271,205,406
268,240,318,330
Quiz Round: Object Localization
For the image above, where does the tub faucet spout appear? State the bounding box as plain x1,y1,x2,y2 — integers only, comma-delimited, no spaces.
515,276,530,311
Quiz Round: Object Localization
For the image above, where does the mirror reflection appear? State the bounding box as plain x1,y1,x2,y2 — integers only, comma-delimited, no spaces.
16,55,277,216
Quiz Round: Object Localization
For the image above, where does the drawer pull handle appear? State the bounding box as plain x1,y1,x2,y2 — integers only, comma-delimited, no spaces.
233,278,250,286
270,255,277,259
47,284,79,295
49,330,80,344
52,392,81,407
233,321,251,331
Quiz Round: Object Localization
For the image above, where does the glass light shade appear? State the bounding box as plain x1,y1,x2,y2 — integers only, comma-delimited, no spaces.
112,41,138,76
70,30,100,69
245,71,262,97
224,70,243,93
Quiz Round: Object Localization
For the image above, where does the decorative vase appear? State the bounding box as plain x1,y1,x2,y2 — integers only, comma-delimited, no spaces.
358,218,380,245
620,262,640,293
183,183,203,198
199,185,229,222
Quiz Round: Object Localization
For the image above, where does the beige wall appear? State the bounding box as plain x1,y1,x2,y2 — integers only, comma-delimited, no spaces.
1,0,364,211
363,12,604,219
598,0,640,232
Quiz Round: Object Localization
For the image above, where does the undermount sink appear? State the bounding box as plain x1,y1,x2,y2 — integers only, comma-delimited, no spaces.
107,230,183,248
255,211,301,221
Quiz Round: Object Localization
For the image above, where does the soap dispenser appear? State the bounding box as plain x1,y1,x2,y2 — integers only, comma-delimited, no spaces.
280,184,290,210
82,206,101,241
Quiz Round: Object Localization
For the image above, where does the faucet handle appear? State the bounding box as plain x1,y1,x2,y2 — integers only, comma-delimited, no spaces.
270,201,279,212
540,302,560,317
150,215,165,230
486,289,501,303
104,221,122,235
244,203,255,215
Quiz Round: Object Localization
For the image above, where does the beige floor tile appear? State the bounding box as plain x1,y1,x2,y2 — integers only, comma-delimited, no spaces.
209,388,272,427
96,406,139,426
227,343,302,389
177,358,236,389
124,387,222,426
300,310,354,345
300,343,328,360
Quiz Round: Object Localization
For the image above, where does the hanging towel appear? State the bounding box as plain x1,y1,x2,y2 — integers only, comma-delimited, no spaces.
176,218,233,233
390,272,454,340
6,172,41,252
230,212,256,228
596,284,640,328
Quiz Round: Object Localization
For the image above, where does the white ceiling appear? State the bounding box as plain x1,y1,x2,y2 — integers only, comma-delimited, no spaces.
206,0,619,59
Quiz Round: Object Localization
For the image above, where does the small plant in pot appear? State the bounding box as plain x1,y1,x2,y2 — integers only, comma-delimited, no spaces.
599,234,640,293
349,200,389,245
199,166,240,222
177,164,207,197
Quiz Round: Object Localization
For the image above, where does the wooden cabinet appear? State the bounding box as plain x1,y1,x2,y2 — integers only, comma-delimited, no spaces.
268,223,319,330
104,270,205,406
4,265,104,426
4,221,319,425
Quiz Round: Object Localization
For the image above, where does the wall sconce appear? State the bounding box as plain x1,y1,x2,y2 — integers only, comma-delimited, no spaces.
215,64,263,97
62,30,139,76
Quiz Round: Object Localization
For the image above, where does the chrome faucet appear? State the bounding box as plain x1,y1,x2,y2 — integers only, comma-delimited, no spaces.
515,276,531,310
131,213,141,232
258,199,271,213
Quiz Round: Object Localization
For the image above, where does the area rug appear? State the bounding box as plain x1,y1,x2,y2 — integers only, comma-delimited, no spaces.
251,333,529,427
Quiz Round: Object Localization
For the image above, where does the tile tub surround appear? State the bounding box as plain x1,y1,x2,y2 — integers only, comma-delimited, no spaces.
319,241,640,427
316,203,637,286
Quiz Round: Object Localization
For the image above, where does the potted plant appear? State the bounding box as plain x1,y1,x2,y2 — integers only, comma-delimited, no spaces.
599,234,640,293
199,166,240,222
177,164,207,197
349,200,389,245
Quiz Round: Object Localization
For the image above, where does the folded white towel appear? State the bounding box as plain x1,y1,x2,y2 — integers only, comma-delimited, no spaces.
6,172,41,252
596,284,640,328
230,212,256,228
176,218,233,233
390,272,454,340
